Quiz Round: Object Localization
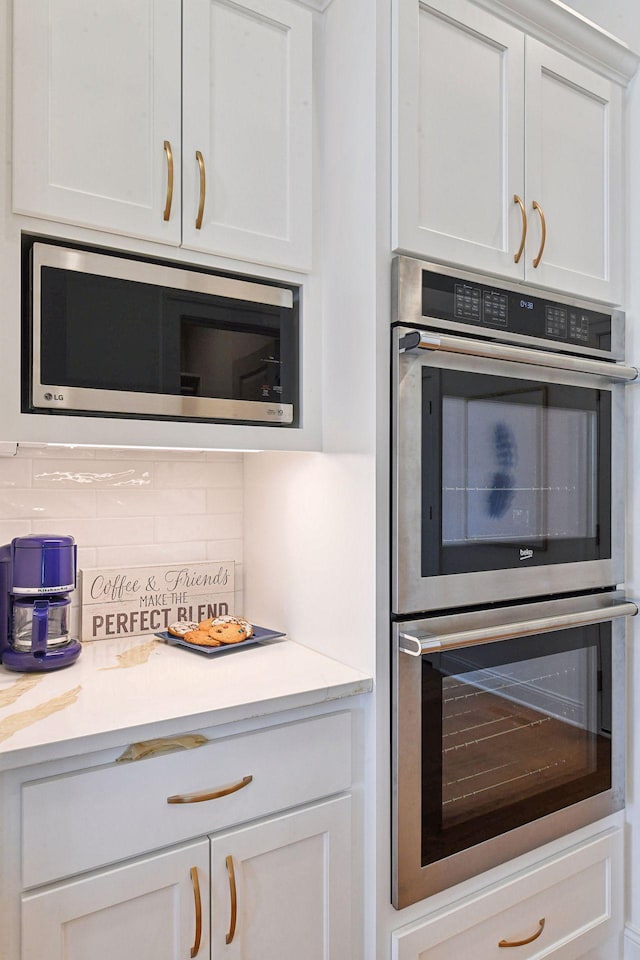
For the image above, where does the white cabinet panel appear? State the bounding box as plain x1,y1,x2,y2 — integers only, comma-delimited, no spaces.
392,828,622,960
210,797,351,960
524,38,622,302
13,0,312,271
21,841,209,960
22,712,351,888
182,0,312,270
394,0,626,303
394,0,525,277
13,0,182,244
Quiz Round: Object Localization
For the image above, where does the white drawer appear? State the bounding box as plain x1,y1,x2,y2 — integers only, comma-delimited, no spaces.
22,711,351,888
392,828,622,960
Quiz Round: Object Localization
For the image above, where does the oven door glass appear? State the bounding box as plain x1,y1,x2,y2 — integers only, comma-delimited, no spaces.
422,369,611,576
421,623,612,867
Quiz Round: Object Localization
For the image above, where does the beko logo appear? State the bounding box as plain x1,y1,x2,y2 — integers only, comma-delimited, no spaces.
519,548,534,561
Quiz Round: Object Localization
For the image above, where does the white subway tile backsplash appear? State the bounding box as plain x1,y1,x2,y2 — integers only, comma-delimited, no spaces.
95,542,209,567
33,517,156,547
205,488,243,513
76,547,99,569
206,539,244,562
32,461,153,489
96,447,210,461
155,460,243,489
0,520,32,544
0,459,32,488
0,447,245,640
0,490,97,519
96,488,207,518
155,512,242,543
19,444,98,460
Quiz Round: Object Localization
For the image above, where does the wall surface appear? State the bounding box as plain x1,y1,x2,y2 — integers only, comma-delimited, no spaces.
0,445,245,638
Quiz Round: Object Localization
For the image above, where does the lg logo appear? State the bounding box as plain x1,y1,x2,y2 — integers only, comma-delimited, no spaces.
43,393,64,402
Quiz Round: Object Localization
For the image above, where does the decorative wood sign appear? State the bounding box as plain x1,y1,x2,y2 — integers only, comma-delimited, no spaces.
80,561,235,641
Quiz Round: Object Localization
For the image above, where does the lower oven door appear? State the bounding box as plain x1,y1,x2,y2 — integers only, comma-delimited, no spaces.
391,592,636,909
392,326,632,616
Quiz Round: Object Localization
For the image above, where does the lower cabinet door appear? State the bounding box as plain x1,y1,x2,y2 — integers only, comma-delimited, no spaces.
392,827,622,960
21,840,209,960
210,796,351,960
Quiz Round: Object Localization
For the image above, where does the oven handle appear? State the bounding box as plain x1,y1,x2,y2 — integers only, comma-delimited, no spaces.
399,330,639,382
399,599,638,656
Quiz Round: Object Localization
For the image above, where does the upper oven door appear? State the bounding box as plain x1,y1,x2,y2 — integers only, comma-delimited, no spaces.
392,326,632,616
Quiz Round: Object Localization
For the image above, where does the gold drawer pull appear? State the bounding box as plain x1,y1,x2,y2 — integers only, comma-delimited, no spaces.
163,140,174,221
499,917,546,948
532,200,546,267
225,855,238,945
190,866,202,958
167,774,253,804
195,150,206,229
513,194,527,264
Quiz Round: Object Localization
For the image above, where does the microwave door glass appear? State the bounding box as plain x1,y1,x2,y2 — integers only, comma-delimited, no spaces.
165,295,288,405
38,268,290,405
180,320,281,404
39,268,170,393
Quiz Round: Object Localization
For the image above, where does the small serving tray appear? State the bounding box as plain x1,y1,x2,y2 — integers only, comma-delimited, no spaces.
155,624,285,656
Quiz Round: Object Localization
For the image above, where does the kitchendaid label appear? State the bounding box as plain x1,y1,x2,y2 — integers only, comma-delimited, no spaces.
80,561,235,641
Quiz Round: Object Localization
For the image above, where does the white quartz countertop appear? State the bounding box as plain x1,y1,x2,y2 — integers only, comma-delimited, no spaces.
0,635,372,771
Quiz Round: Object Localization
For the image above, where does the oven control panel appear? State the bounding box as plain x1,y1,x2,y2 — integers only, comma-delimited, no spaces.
423,271,612,353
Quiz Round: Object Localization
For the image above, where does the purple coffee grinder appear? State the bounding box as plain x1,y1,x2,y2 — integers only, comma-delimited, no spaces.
0,534,82,672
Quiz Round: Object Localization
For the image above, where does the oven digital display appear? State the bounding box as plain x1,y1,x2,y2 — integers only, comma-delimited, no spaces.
421,270,612,351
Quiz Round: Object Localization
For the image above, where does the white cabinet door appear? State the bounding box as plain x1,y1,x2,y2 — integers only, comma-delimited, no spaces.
182,0,312,271
392,828,622,960
13,0,182,245
210,796,351,960
21,841,209,960
524,38,623,303
393,0,525,278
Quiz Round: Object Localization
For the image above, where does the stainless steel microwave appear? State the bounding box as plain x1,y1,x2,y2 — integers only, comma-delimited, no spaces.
23,240,299,426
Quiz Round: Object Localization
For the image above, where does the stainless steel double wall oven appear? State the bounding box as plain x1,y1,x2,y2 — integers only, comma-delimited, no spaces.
391,256,637,909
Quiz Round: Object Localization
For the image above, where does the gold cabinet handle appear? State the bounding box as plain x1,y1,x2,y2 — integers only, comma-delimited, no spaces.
190,866,202,958
225,855,238,945
167,774,252,804
163,140,174,221
499,918,546,948
532,200,547,268
195,150,206,230
513,194,527,264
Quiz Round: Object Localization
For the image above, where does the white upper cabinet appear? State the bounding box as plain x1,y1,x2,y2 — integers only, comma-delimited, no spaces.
13,0,182,246
524,38,622,302
394,0,525,280
13,0,312,273
393,0,626,303
182,0,312,270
